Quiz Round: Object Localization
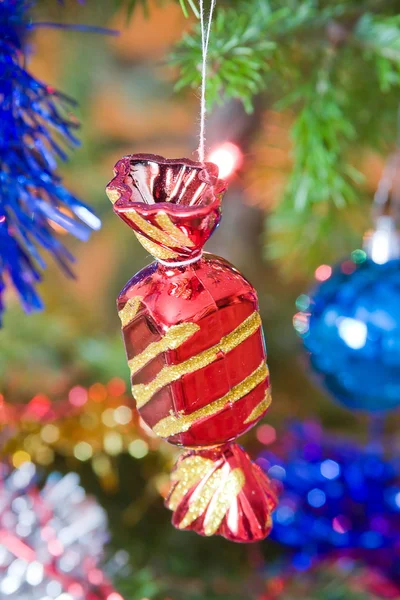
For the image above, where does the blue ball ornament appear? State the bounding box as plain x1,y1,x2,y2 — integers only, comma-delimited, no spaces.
294,256,400,412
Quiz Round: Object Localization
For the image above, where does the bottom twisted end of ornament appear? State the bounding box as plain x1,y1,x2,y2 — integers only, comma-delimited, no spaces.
165,443,278,543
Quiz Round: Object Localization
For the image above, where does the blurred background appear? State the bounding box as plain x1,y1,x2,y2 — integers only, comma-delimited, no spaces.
2,1,400,599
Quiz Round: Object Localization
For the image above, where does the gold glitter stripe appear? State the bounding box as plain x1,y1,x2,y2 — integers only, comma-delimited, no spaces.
153,361,269,438
155,213,195,248
118,297,142,328
135,232,179,260
179,468,224,530
243,388,272,424
132,311,262,408
106,188,120,204
124,210,179,249
203,468,245,536
168,456,215,511
128,322,200,376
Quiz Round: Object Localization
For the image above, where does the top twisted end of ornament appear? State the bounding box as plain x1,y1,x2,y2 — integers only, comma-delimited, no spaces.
106,154,227,263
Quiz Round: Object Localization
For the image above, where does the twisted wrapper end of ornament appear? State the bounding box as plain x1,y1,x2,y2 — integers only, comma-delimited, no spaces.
166,443,278,543
106,154,226,263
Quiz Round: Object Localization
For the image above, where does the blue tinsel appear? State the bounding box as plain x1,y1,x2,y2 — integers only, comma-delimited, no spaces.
0,0,101,322
259,422,400,582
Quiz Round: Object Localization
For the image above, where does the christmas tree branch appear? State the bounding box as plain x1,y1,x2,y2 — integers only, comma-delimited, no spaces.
171,5,277,112
114,0,400,272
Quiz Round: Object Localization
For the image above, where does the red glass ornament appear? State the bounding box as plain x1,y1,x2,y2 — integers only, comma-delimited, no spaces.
106,154,277,542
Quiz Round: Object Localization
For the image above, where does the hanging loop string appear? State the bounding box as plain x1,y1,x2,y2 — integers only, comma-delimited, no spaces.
198,0,217,163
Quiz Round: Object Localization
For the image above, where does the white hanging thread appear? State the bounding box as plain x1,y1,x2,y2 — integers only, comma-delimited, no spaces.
198,0,217,163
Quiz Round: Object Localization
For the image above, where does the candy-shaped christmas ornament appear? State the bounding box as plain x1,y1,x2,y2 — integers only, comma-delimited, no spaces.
106,154,277,542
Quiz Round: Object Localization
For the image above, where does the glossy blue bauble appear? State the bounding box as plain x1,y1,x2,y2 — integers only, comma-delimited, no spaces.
295,258,400,412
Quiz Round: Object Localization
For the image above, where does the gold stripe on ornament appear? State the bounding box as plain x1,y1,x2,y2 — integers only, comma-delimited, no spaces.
178,468,225,530
124,210,179,249
128,322,200,376
134,232,180,260
169,455,246,536
243,388,272,424
118,297,142,328
155,213,195,248
106,188,120,204
168,455,215,511
132,311,262,409
152,360,269,438
203,468,245,536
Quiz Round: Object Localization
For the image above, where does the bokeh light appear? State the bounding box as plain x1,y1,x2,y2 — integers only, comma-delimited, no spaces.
208,142,243,179
314,264,332,282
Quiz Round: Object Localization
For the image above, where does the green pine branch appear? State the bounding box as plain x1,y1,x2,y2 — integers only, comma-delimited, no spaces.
169,2,400,273
111,0,400,273
171,6,277,112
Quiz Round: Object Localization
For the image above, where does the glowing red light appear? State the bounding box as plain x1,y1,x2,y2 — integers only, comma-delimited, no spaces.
107,377,126,397
27,394,51,419
207,142,242,179
88,568,104,585
266,576,285,595
256,424,276,445
69,385,88,407
89,383,107,402
315,264,332,282
341,260,356,275
68,583,84,596
0,395,7,424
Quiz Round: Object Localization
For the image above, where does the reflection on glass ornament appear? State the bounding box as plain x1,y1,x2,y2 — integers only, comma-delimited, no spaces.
0,462,120,600
259,422,400,582
294,214,400,412
107,154,277,542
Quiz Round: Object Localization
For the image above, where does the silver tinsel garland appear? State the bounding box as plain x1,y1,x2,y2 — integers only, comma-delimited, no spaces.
0,462,120,600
